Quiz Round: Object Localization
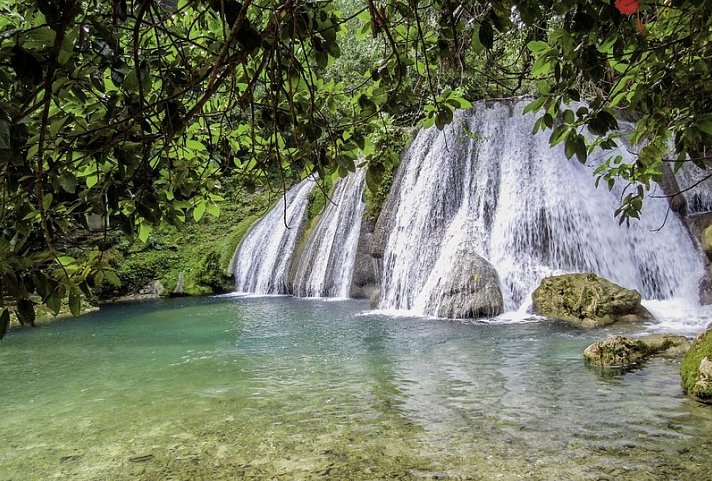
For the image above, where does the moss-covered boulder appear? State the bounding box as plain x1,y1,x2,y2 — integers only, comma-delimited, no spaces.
584,334,690,368
681,327,712,404
638,333,690,358
531,273,652,328
703,226,712,259
584,336,650,368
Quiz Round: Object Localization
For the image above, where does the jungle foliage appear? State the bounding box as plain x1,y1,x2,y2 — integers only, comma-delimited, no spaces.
0,0,710,338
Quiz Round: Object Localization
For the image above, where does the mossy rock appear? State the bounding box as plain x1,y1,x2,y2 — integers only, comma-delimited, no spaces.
532,273,652,328
585,333,689,369
703,225,712,259
681,327,712,404
584,336,650,368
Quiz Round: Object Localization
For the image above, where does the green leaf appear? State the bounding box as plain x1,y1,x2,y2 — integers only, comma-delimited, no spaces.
138,221,152,243
471,26,484,54
527,41,549,55
698,120,712,136
478,21,494,50
0,120,10,150
86,174,98,188
206,202,220,217
104,270,121,287
68,288,81,316
43,193,53,210
46,293,61,315
0,309,9,340
193,201,206,222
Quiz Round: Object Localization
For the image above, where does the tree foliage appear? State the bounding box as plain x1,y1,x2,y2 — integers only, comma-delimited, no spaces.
0,0,710,338
524,0,712,222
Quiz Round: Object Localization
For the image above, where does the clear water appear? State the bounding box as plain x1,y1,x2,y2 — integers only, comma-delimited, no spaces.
2,297,712,481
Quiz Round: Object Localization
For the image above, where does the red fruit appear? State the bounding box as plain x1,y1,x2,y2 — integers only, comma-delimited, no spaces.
615,0,639,16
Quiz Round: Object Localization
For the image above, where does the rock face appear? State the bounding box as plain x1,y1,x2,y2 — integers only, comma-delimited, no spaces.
531,273,652,328
681,327,712,403
435,255,503,318
350,217,379,300
584,334,690,368
685,212,712,305
117,280,166,302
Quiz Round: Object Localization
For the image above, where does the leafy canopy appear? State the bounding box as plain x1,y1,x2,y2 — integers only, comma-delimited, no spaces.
1,0,711,338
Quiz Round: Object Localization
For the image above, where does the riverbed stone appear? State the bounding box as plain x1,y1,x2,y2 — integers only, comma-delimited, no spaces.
638,333,690,358
584,334,690,368
531,273,652,328
435,255,503,319
681,327,712,404
583,336,650,368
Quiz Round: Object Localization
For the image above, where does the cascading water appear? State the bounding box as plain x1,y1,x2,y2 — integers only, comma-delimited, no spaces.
232,177,315,294
379,100,704,316
292,170,366,298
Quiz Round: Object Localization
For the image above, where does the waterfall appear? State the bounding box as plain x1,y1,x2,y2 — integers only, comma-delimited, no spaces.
232,177,315,294
379,100,704,315
292,170,366,298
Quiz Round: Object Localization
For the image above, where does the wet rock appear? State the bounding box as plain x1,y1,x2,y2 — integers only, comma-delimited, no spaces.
435,254,503,319
369,290,381,309
699,269,712,305
701,225,712,259
585,333,690,368
350,217,379,299
584,336,650,368
681,327,712,404
658,162,687,215
532,273,652,328
638,333,690,358
116,280,166,302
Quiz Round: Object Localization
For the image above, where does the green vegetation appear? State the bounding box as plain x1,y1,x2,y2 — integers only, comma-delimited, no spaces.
681,328,712,403
1,0,711,338
95,176,275,299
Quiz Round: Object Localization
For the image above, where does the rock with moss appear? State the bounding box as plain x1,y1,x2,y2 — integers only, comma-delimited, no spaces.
703,226,712,260
584,333,690,368
638,333,690,358
531,273,652,328
584,336,650,368
681,327,712,404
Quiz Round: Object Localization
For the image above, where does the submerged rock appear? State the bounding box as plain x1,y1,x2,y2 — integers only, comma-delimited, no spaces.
435,255,503,319
681,327,712,404
584,336,650,368
638,334,690,358
584,334,690,368
531,273,652,328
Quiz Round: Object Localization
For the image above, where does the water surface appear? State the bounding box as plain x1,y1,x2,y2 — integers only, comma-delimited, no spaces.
2,296,711,480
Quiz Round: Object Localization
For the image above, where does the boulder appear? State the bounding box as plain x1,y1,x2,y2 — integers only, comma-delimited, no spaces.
531,273,652,328
435,255,503,318
584,336,650,368
699,268,712,305
681,327,712,404
704,226,712,260
584,334,690,369
638,333,690,358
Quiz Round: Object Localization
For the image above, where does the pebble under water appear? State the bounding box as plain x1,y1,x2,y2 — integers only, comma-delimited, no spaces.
1,296,711,481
